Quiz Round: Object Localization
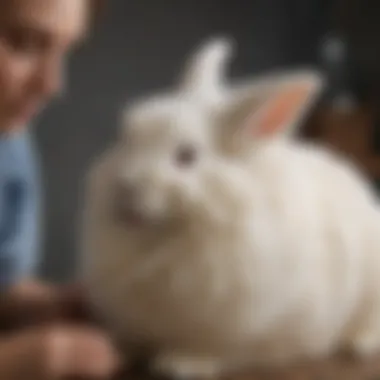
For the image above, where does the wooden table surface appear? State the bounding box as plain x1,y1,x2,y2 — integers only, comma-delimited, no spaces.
115,354,380,380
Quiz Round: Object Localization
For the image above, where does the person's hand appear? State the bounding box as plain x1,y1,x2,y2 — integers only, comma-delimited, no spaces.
41,324,121,379
0,279,63,331
0,279,101,331
0,323,121,380
57,282,101,324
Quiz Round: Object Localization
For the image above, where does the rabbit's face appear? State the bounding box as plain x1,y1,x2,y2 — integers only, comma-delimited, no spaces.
109,96,219,226
99,37,324,228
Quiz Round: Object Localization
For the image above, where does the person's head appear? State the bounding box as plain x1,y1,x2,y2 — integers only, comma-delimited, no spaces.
0,0,98,133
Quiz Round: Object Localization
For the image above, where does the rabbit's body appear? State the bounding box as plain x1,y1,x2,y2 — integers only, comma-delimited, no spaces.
80,39,380,377
82,139,380,374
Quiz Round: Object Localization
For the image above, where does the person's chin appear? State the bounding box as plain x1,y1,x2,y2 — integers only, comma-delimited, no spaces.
0,121,27,134
4,113,35,133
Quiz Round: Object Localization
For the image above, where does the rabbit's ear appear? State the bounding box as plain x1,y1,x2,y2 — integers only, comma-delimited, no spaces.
179,37,233,101
244,73,323,139
221,71,324,144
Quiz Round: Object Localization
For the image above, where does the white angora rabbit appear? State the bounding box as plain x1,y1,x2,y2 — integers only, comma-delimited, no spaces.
80,37,380,378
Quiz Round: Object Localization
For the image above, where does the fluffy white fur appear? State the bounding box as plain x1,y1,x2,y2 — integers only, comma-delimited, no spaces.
79,37,380,378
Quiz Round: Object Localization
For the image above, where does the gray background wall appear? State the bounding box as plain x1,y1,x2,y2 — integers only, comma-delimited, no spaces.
35,0,332,282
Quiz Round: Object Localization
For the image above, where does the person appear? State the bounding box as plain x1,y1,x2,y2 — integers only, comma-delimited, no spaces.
0,0,121,378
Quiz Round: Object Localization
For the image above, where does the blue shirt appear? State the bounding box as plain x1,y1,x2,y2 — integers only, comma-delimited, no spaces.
0,130,41,289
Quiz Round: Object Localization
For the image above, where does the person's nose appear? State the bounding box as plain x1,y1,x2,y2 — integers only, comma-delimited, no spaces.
33,58,66,100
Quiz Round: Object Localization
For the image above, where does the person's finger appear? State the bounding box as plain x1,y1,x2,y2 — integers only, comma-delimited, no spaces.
62,327,121,378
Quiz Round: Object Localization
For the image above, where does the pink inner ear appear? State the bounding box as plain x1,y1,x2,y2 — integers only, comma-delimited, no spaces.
250,83,314,137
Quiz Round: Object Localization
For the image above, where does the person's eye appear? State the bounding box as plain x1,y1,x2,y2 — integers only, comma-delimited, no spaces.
2,28,47,54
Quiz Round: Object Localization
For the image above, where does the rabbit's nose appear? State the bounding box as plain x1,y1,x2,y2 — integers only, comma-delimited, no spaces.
114,181,139,207
112,181,146,225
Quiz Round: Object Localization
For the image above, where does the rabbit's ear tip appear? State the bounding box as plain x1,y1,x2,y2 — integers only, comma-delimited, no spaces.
200,35,235,55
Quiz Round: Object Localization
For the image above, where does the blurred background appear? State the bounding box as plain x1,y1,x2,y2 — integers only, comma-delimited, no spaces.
34,0,380,282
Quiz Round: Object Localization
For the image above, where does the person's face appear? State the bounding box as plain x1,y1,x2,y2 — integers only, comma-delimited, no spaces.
0,0,89,132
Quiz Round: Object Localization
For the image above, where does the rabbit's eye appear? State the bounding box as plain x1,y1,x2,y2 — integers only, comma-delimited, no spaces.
175,145,198,167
